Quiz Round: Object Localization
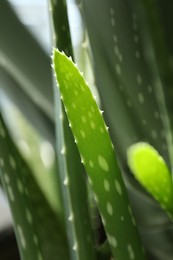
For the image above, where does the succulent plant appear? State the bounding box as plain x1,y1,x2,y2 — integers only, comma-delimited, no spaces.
1,0,173,260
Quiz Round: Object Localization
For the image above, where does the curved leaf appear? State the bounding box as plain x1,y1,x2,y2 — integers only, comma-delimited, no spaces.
53,49,146,260
0,1,54,120
127,142,173,218
80,1,173,258
0,113,69,260
50,1,96,260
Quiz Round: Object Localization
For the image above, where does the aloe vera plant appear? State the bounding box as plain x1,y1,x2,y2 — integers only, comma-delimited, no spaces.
1,0,173,259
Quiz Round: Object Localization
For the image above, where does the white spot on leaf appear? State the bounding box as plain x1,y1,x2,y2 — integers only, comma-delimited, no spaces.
9,156,16,169
94,193,99,203
61,146,66,155
100,127,104,133
138,93,144,104
98,155,109,172
63,176,69,186
137,74,142,85
68,212,74,221
104,179,110,191
26,209,33,224
4,174,10,184
17,179,24,194
90,121,96,129
111,17,116,27
108,235,117,248
81,116,86,123
18,139,30,157
115,180,122,195
72,242,78,251
80,130,86,138
8,186,15,202
0,158,4,167
107,202,113,216
120,216,125,221
33,234,38,245
115,64,121,75
37,252,43,260
127,244,135,259
40,141,55,169
135,50,140,59
89,160,94,168
17,225,26,249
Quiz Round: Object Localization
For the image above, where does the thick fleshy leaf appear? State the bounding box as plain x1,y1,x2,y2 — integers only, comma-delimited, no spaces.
50,0,74,57
0,0,54,121
80,1,173,258
127,142,173,218
0,113,69,260
50,1,96,259
0,1,55,146
141,0,173,138
0,66,55,147
53,49,145,260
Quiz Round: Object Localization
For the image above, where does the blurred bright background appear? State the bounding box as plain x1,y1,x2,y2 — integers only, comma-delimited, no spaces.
0,0,83,233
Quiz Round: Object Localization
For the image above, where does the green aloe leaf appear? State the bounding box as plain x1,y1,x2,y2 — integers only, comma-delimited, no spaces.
0,65,55,145
50,2,96,260
53,49,146,260
127,142,173,218
0,1,55,146
80,0,172,168
50,0,74,57
140,0,173,134
0,0,54,121
0,113,69,260
80,1,173,258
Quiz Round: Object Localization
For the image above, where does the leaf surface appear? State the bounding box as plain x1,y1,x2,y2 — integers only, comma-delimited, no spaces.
50,1,96,259
53,49,146,260
127,142,173,218
0,113,69,260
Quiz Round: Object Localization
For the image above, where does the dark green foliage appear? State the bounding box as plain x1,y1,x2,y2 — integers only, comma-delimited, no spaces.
80,0,173,258
0,113,69,260
0,0,54,143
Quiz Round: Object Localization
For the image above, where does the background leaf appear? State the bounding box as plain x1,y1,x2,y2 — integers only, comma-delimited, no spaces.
0,112,69,260
80,0,173,258
0,0,55,143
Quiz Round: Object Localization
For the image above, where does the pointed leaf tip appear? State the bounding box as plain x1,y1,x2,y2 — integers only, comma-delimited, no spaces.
127,142,173,217
53,47,145,260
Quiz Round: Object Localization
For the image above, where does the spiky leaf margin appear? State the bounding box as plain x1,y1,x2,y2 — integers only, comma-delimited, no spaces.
53,49,146,260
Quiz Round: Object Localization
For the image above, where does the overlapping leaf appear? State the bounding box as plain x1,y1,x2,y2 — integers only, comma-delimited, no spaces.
127,142,173,218
0,1,54,143
53,49,146,260
80,0,173,258
50,1,96,259
0,113,69,260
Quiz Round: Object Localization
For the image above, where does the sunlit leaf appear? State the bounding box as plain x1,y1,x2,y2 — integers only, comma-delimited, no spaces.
53,49,145,260
127,142,173,218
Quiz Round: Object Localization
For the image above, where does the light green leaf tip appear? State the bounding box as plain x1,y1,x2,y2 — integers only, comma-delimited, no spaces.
53,48,145,260
127,142,173,218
